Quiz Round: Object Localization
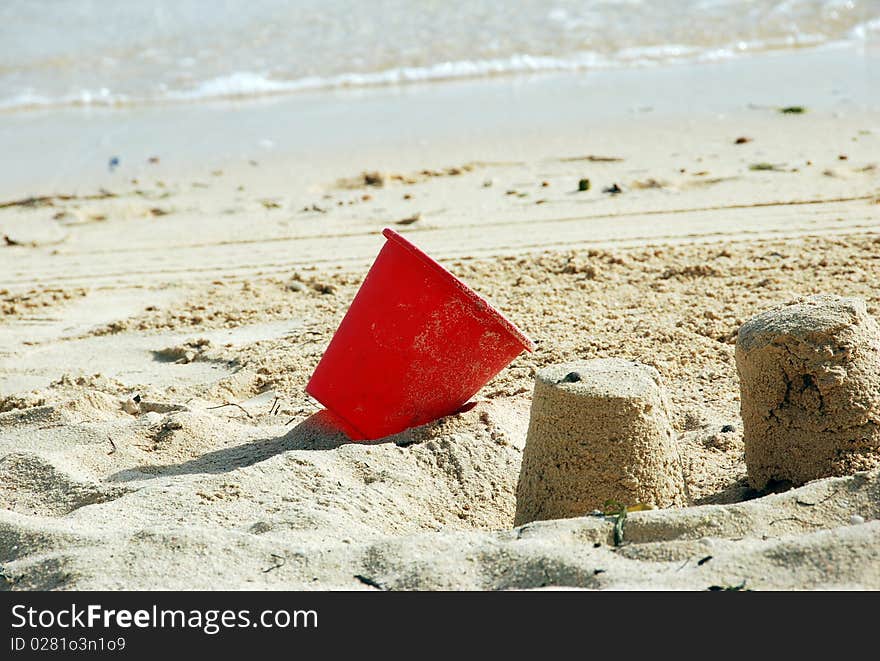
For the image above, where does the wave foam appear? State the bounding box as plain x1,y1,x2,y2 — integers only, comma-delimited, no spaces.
0,33,871,113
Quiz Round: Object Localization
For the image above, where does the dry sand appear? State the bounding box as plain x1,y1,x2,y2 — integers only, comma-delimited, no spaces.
1,78,880,589
515,359,687,525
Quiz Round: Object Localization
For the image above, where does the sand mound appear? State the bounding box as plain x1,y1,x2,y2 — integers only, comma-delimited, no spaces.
516,359,687,525
737,294,880,487
0,453,129,517
0,392,122,429
105,400,529,535
152,338,215,364
2,468,877,590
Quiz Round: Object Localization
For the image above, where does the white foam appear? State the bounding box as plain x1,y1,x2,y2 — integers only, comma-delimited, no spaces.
0,32,870,113
849,16,880,40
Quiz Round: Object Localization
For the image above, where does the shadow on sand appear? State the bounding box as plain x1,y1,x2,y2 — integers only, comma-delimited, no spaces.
109,409,386,481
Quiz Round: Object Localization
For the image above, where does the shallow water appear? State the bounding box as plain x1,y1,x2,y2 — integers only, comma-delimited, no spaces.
1,0,877,111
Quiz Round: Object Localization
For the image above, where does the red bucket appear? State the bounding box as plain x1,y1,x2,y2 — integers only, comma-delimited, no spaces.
306,228,534,440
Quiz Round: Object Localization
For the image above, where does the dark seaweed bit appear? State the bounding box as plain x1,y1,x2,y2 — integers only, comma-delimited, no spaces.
602,183,623,195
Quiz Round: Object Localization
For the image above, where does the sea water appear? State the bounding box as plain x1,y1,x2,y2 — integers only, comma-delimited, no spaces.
1,0,877,112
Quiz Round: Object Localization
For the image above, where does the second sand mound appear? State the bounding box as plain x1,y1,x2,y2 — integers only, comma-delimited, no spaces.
737,294,880,488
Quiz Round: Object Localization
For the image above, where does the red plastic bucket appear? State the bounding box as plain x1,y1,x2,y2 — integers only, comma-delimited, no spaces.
306,228,534,440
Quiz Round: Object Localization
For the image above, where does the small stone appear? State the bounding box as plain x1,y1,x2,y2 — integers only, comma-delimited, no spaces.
286,281,306,292
578,178,591,191
363,171,385,187
602,183,623,195
721,424,736,433
850,514,865,525
560,371,582,383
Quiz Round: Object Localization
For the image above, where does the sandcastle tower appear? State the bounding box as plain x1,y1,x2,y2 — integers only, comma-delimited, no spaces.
514,358,688,526
736,294,880,489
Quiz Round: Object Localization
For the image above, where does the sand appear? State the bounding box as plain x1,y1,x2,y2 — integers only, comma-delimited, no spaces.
515,359,687,525
2,52,880,590
737,295,880,488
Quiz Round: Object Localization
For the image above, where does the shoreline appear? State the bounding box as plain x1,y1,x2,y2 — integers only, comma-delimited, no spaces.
0,45,877,199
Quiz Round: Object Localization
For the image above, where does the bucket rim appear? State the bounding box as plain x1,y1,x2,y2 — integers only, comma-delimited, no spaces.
382,228,535,353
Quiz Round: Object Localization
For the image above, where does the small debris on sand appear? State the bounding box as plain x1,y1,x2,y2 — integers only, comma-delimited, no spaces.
749,162,785,172
631,178,665,189
363,171,386,187
602,183,623,195
301,204,327,213
559,155,624,163
310,281,336,295
734,136,753,144
578,178,591,192
0,190,116,210
396,212,422,226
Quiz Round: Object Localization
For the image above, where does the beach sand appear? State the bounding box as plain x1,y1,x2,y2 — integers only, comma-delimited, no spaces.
1,49,879,590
